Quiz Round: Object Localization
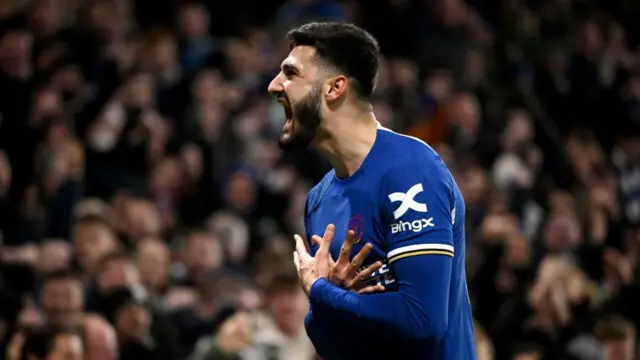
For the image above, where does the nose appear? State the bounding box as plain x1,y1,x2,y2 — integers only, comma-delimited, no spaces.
267,74,283,96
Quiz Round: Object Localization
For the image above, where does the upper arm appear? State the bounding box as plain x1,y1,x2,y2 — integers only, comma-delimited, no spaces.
379,160,456,264
377,160,455,337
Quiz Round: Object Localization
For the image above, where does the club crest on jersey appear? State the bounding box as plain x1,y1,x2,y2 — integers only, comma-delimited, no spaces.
347,214,364,243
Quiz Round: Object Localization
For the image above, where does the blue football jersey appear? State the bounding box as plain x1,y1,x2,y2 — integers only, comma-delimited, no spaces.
303,124,476,360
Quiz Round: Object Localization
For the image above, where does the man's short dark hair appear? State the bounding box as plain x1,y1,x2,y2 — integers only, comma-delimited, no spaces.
199,269,254,302
42,269,81,286
511,342,542,357
74,213,110,228
286,22,380,99
22,325,83,359
263,267,300,297
96,251,134,273
594,315,636,341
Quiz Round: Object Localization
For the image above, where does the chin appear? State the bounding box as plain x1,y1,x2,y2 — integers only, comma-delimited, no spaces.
278,137,296,152
278,133,307,152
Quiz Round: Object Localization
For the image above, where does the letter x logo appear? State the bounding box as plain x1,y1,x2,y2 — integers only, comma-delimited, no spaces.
388,183,428,219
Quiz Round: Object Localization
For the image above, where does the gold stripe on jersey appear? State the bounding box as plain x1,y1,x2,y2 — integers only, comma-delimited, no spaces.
388,249,454,264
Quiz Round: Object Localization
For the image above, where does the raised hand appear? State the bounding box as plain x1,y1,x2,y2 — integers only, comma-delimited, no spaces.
293,225,333,297
312,224,385,294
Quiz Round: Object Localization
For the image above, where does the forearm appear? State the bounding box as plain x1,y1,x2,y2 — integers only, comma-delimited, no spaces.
305,306,345,360
309,255,451,341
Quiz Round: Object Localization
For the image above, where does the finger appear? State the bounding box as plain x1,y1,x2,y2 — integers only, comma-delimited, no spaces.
294,234,310,259
336,230,355,266
313,235,337,266
293,251,300,272
345,261,382,289
360,261,383,278
348,243,373,271
323,224,336,243
357,284,385,294
317,224,335,255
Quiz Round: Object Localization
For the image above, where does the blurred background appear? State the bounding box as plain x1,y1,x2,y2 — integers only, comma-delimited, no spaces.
0,0,639,359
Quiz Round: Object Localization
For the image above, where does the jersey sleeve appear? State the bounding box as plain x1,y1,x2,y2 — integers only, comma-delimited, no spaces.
379,160,456,264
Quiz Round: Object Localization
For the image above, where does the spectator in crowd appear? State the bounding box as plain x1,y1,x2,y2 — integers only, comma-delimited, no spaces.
83,314,118,360
40,270,84,328
44,327,84,360
189,268,312,360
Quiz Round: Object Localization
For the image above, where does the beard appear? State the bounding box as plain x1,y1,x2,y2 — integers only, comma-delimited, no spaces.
278,85,323,152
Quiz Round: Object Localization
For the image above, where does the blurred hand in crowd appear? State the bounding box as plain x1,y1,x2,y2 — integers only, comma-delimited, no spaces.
215,311,253,354
38,239,72,274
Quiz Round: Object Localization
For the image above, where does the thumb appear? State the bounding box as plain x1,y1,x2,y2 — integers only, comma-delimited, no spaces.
294,234,311,259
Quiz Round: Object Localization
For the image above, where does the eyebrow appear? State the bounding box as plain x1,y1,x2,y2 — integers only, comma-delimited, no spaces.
281,63,300,74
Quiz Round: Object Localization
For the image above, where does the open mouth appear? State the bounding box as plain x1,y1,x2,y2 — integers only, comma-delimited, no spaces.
277,96,293,120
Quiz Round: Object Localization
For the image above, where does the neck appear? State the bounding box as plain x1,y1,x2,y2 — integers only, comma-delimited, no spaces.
313,110,378,179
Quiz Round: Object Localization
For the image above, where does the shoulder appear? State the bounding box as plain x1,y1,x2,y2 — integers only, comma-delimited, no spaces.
305,169,336,212
376,128,452,189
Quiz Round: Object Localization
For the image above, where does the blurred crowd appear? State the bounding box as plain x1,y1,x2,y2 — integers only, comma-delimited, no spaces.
0,0,639,359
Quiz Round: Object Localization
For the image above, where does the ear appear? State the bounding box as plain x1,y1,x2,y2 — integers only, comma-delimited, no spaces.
325,75,348,102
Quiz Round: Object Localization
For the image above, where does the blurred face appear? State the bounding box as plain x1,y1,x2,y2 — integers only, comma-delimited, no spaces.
114,304,151,341
435,0,466,26
179,5,208,38
210,219,250,263
185,234,222,280
0,31,32,61
449,93,479,138
42,278,84,326
150,159,182,192
193,70,224,103
73,222,117,274
123,73,155,108
152,37,177,69
48,334,83,360
505,235,530,267
464,50,485,86
124,200,161,240
180,144,203,181
30,0,62,35
458,166,487,205
504,111,533,150
389,58,417,87
268,289,308,336
225,172,256,212
83,316,118,360
136,238,170,291
268,46,324,151
98,259,140,292
543,214,581,251
603,339,635,360
581,22,601,53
